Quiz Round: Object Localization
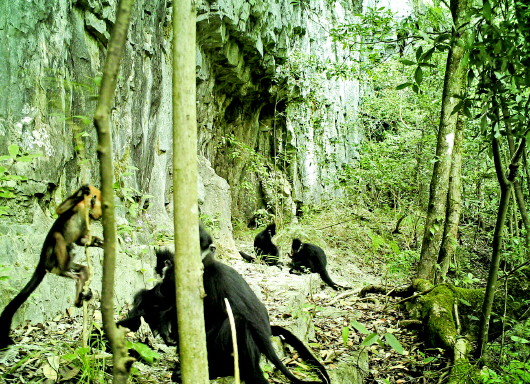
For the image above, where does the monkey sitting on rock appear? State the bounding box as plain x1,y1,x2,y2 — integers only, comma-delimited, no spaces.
289,238,350,291
118,225,329,384
239,222,282,266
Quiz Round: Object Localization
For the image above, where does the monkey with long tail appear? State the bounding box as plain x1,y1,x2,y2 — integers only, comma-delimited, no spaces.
0,185,103,349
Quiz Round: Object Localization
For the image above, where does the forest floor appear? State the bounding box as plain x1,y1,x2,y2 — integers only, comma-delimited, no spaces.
0,208,451,384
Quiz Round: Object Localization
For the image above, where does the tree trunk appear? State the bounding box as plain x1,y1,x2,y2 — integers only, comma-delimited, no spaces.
416,0,470,281
501,101,530,246
476,132,526,357
436,116,464,284
93,0,135,382
172,0,210,382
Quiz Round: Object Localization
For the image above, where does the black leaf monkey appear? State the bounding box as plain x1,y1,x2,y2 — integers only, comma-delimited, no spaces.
118,225,329,384
0,185,103,349
289,238,350,291
240,222,281,266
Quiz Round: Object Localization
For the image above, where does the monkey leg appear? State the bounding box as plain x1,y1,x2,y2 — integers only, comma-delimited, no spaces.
60,263,92,307
51,232,71,273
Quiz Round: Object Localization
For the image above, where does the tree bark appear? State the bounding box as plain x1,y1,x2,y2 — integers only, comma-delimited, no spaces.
172,0,210,382
416,0,470,281
476,132,526,358
501,101,530,246
93,0,135,382
435,116,464,284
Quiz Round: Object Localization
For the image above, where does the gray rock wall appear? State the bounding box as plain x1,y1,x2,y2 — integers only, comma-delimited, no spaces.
0,0,366,325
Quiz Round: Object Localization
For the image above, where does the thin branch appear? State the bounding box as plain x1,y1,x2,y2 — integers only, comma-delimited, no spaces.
94,0,136,381
225,299,240,384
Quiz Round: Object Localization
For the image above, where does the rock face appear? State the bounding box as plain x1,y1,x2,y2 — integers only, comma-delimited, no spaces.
0,0,369,324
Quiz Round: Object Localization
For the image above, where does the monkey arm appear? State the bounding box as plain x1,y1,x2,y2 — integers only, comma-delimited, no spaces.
76,235,104,248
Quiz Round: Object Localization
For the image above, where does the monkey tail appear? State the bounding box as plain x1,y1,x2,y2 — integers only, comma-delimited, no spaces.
318,268,346,291
256,326,328,384
271,325,331,384
0,266,47,348
239,251,256,263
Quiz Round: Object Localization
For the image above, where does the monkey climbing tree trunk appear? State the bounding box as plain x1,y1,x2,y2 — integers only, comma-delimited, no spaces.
93,0,135,382
172,0,209,383
416,0,470,281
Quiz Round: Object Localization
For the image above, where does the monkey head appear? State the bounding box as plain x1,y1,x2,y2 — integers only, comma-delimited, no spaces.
266,223,276,237
291,238,302,254
200,224,216,262
56,185,102,220
86,186,102,220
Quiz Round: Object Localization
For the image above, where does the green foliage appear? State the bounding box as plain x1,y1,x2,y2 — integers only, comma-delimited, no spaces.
126,341,160,364
0,144,41,216
467,0,530,138
250,209,275,228
332,58,439,213
386,249,420,278
0,265,10,282
62,346,109,383
330,4,451,80
480,361,530,384
113,168,154,219
453,272,481,288
218,134,290,218
220,134,268,177
341,326,350,346
200,213,221,231
350,320,404,354
330,7,396,66
478,317,530,383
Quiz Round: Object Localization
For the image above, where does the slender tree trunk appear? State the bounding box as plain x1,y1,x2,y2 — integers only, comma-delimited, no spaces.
435,115,464,284
477,132,526,358
501,101,530,246
172,0,209,382
417,0,470,281
93,0,135,382
523,151,530,195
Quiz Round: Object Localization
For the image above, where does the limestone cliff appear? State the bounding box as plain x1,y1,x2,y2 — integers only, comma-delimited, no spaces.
0,0,367,324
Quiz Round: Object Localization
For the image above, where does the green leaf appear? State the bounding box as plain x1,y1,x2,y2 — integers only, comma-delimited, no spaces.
423,356,436,364
8,145,19,157
127,341,160,364
61,353,78,362
351,320,370,335
415,46,423,62
342,326,350,346
384,333,404,354
452,100,464,115
459,298,471,306
511,336,529,344
414,66,423,85
399,59,416,66
361,333,380,347
421,47,435,62
483,0,492,21
467,69,475,84
396,82,412,90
